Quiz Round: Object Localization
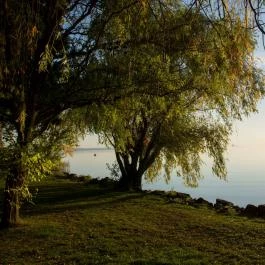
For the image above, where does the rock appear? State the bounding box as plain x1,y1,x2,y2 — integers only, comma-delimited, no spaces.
164,191,191,205
257,204,265,217
233,205,244,214
150,190,166,196
189,197,213,208
243,204,258,217
166,191,191,200
98,177,117,186
77,175,92,182
144,190,152,193
68,173,78,180
196,197,205,203
167,197,178,203
88,177,118,188
217,205,238,215
215,199,234,209
89,178,100,184
214,198,238,215
62,172,79,180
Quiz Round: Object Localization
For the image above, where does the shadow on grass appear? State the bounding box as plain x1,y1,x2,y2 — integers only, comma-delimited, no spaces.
19,182,147,217
29,182,113,204
130,260,172,265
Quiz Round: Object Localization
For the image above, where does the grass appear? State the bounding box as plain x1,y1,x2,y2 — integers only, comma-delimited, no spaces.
0,178,265,264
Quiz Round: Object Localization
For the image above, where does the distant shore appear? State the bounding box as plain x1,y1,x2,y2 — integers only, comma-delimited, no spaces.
75,147,113,151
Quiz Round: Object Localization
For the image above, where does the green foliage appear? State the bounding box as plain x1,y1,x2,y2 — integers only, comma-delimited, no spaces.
0,112,80,205
92,96,231,187
87,1,264,188
39,45,54,73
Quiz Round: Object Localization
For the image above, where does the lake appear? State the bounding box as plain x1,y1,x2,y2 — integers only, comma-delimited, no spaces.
65,147,265,207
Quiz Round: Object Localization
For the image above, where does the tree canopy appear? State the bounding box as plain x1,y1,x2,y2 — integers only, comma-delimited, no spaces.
88,2,264,191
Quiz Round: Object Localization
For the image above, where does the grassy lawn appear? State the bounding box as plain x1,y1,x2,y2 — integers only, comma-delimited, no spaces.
0,178,265,264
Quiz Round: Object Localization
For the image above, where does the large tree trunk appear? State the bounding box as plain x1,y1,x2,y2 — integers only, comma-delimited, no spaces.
0,122,3,147
1,161,25,228
132,173,142,191
118,172,133,191
118,171,142,191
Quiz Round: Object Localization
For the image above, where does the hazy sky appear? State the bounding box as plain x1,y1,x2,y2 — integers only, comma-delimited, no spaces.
229,100,265,156
231,39,265,152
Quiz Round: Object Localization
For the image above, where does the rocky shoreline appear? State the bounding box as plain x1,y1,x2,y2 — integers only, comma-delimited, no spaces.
148,190,265,219
61,173,265,219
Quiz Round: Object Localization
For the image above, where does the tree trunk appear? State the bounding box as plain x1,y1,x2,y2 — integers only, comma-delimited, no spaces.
118,171,142,191
132,173,142,191
0,122,3,147
118,172,133,191
0,163,25,228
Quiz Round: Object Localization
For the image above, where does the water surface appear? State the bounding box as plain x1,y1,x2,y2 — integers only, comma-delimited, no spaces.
65,147,265,207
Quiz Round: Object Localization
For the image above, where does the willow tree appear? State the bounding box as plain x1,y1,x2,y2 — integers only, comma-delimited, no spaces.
0,0,145,227
88,3,264,191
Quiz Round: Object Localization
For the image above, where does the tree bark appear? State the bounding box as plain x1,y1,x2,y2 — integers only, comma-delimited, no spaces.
0,160,25,228
0,122,3,147
132,173,142,191
118,172,133,191
118,170,142,191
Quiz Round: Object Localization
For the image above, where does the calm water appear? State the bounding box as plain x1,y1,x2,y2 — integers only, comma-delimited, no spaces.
65,147,265,207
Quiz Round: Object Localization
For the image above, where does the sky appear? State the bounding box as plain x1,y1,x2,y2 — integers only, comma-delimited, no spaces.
229,100,265,158
230,36,265,152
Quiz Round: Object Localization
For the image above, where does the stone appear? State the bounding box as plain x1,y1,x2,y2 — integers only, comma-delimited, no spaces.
216,205,237,215
243,204,258,217
89,178,100,184
167,197,178,203
215,198,234,209
233,205,243,214
166,191,191,200
69,173,78,179
214,198,237,215
98,177,117,186
190,197,213,208
150,190,166,196
257,204,265,217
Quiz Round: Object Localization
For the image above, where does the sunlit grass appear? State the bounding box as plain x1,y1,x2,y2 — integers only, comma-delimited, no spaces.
0,177,265,264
